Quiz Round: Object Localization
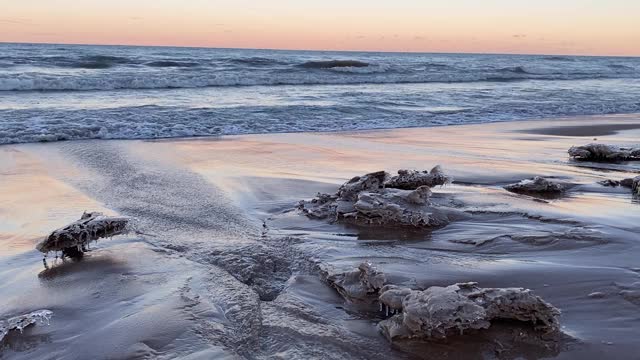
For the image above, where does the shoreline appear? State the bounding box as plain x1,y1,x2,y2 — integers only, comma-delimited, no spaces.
1,114,640,359
5,113,640,147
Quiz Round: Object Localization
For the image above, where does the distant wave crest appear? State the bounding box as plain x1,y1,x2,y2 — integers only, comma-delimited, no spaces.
542,56,576,62
62,55,133,69
227,57,285,66
299,60,370,69
145,60,200,68
0,70,637,92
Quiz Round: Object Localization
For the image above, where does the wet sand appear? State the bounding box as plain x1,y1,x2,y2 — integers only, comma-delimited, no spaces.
1,114,640,359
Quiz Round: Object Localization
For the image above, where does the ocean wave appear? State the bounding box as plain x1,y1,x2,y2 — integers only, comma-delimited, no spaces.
299,60,370,69
1,70,637,92
2,99,640,145
501,66,530,74
542,56,576,62
608,64,634,70
63,55,134,69
145,60,200,68
227,57,285,66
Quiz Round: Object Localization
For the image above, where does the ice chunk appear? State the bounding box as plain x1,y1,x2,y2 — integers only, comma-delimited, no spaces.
568,143,640,162
36,212,129,256
325,262,387,303
0,310,53,342
385,166,451,190
298,167,454,228
504,176,567,195
378,282,560,341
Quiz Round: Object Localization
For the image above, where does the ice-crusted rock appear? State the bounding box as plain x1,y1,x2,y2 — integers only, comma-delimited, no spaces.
325,262,386,303
599,176,640,196
385,166,451,190
344,187,448,227
568,143,640,162
327,264,561,342
617,281,640,305
298,166,453,227
504,177,566,195
36,212,129,257
378,282,560,341
0,310,53,342
338,171,388,201
598,178,635,188
379,285,413,311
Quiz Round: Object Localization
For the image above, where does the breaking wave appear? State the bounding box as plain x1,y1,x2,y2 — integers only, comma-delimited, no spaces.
57,55,134,69
299,60,370,69
227,57,285,66
542,56,576,62
1,70,637,92
145,60,200,68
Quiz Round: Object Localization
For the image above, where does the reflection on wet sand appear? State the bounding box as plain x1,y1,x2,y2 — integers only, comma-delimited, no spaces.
1,115,640,359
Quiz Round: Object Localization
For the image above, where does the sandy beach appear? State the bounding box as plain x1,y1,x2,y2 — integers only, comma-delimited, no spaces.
1,114,640,359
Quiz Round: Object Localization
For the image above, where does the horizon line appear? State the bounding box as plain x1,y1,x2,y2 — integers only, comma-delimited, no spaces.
2,40,639,59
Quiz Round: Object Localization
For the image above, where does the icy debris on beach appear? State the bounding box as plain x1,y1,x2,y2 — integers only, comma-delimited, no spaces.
298,166,453,227
325,262,386,304
325,263,560,342
568,143,640,162
36,212,129,257
378,282,560,341
0,310,53,342
384,168,451,190
504,176,567,196
598,178,635,188
599,176,640,196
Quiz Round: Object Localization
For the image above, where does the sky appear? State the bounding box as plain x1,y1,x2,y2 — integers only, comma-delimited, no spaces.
1,0,639,56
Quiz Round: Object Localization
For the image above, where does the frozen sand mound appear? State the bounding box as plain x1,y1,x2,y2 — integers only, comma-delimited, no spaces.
324,263,560,342
504,176,568,196
599,175,640,196
569,143,640,162
378,282,560,341
298,166,455,227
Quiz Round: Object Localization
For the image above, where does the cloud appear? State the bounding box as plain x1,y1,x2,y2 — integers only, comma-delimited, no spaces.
0,18,31,25
512,34,527,39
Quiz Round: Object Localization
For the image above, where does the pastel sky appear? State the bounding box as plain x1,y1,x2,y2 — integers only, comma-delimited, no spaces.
1,0,639,56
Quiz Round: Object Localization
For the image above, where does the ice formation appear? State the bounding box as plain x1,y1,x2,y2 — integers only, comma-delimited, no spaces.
325,262,386,304
504,177,566,195
599,176,640,196
326,263,561,342
568,143,640,162
378,282,560,341
36,212,129,257
0,310,53,342
384,167,451,190
298,166,453,227
598,178,635,188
